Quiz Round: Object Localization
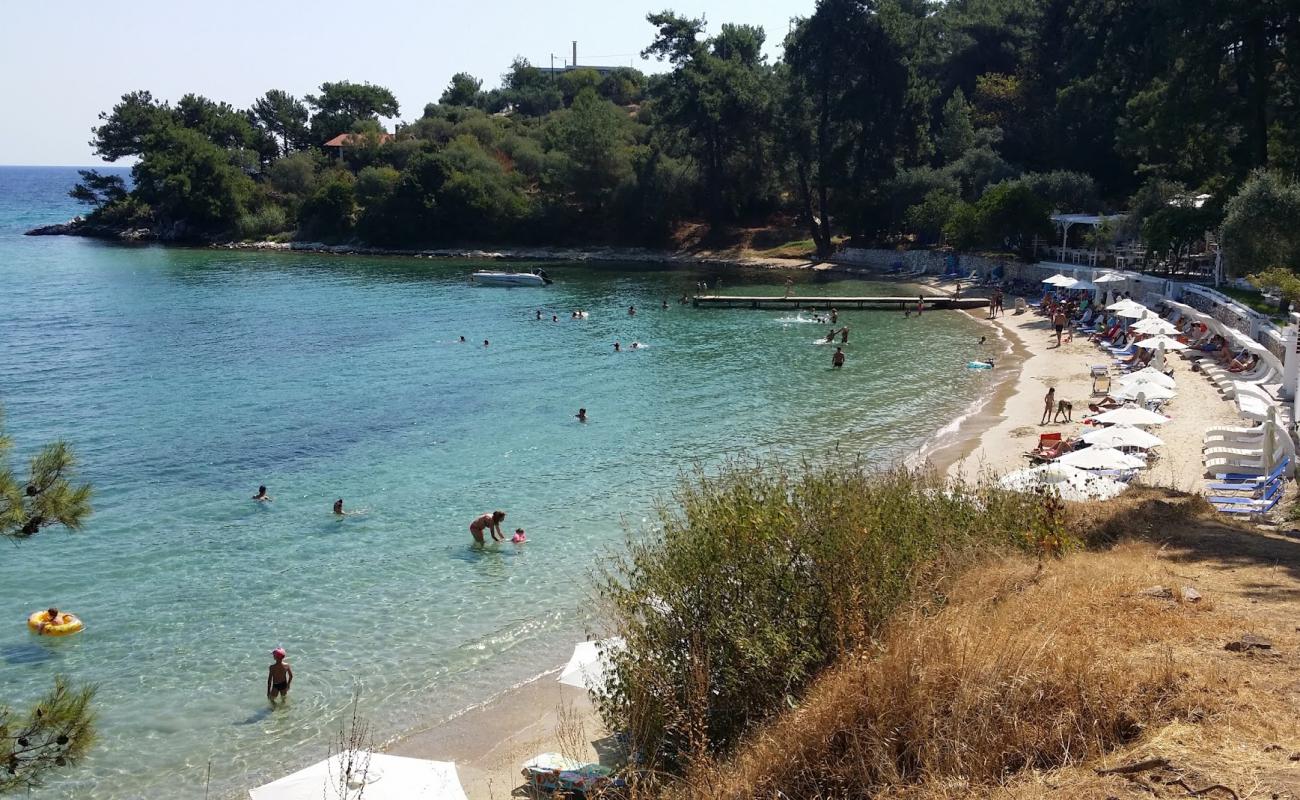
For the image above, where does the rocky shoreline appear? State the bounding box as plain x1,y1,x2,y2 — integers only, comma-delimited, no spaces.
24,218,830,271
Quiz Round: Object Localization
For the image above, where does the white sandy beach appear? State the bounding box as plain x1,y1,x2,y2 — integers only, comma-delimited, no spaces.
948,306,1243,491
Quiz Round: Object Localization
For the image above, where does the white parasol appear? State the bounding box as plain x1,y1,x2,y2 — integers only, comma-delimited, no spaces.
1056,446,1147,470
1118,367,1176,389
558,637,626,692
999,463,1129,501
1094,273,1127,284
1113,382,1177,402
1137,335,1188,351
249,753,468,800
1092,406,1171,426
1131,318,1179,335
1081,424,1164,449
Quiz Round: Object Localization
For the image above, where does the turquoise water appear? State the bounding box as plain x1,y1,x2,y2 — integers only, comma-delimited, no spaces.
0,167,995,798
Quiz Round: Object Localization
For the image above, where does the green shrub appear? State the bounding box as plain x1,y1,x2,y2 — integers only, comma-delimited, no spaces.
595,462,1046,771
233,205,289,240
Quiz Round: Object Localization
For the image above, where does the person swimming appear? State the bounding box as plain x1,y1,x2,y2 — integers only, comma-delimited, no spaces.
459,336,466,343
576,408,587,422
614,342,621,352
333,498,345,515
34,607,65,634
511,528,527,544
267,647,293,704
536,310,542,320
631,342,641,349
253,485,271,502
470,510,507,543
628,305,636,316
484,339,490,347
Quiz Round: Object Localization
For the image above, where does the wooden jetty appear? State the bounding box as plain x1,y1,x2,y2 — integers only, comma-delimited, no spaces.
692,295,990,310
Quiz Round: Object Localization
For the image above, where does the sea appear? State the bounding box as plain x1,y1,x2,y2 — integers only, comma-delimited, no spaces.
0,165,999,798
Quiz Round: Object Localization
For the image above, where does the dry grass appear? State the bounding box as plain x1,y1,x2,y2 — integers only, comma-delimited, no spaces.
672,541,1241,799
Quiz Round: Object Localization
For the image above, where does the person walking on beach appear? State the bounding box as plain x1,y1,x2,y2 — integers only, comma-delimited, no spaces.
1052,310,1067,347
253,486,271,502
832,347,846,369
267,648,293,704
470,510,507,543
1041,387,1056,425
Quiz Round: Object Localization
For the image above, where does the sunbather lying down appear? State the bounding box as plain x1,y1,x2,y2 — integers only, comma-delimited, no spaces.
1027,437,1076,462
1089,397,1123,413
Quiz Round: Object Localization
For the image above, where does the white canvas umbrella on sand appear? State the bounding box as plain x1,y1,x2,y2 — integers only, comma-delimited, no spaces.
1117,306,1149,319
1042,274,1072,285
249,753,468,800
1056,447,1147,470
1131,318,1179,336
999,463,1128,501
1114,382,1177,402
1092,406,1171,426
1081,425,1164,449
558,637,625,692
1138,335,1188,351
1094,273,1127,284
1119,367,1176,389
1107,299,1144,312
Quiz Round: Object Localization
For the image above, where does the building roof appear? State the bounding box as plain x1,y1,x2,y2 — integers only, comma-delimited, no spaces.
323,132,394,148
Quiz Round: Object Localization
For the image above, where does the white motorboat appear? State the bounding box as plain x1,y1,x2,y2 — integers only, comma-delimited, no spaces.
471,268,552,287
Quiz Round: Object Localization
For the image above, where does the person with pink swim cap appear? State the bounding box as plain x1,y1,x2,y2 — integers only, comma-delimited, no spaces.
267,647,293,704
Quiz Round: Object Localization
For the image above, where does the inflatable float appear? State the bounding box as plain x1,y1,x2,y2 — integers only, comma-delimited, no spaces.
28,610,84,637
967,361,995,370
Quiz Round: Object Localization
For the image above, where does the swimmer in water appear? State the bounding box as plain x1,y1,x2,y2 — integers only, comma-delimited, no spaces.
333,498,345,515
661,300,668,310
536,310,542,320
628,305,636,316
459,336,466,343
832,347,846,369
470,510,507,543
552,315,558,322
825,329,836,343
484,339,490,347
253,485,271,502
830,308,838,324
614,342,621,352
979,336,986,345
631,342,641,349
576,408,587,422
511,528,527,543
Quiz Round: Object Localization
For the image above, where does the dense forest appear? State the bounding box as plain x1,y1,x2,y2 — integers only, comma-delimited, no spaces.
71,0,1300,269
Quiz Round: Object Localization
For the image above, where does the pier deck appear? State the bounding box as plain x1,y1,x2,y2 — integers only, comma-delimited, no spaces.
692,295,989,310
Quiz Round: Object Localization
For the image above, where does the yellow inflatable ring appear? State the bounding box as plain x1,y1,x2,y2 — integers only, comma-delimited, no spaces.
27,610,84,637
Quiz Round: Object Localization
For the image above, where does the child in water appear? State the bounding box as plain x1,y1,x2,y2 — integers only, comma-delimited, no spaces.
267,648,293,704
511,528,528,543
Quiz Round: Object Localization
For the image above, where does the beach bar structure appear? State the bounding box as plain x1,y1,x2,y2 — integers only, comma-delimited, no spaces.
692,295,990,311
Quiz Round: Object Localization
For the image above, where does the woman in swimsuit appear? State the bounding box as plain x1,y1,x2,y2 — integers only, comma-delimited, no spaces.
470,510,507,543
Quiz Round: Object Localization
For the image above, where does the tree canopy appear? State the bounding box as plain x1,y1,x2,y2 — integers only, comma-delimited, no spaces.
70,0,1300,257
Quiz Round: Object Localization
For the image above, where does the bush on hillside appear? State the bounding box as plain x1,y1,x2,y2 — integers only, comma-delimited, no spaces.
595,463,1050,772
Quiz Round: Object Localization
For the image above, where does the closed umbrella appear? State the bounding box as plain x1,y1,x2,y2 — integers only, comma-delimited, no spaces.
999,463,1128,501
249,753,468,800
1092,406,1171,426
1119,367,1176,389
1081,425,1164,449
1056,446,1147,470
1137,335,1188,351
558,637,625,692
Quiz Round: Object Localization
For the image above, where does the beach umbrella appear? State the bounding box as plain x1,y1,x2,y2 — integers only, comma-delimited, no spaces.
999,463,1128,501
1119,367,1176,389
1070,280,1098,292
249,753,468,800
1092,406,1171,426
1081,425,1164,449
558,637,625,692
1137,335,1188,351
1056,446,1147,470
1116,306,1148,319
1094,273,1127,284
1107,299,1143,312
1131,318,1179,335
1042,274,1072,285
1113,382,1177,402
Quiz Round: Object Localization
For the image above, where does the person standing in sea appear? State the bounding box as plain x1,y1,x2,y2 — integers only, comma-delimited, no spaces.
470,510,507,543
832,347,846,369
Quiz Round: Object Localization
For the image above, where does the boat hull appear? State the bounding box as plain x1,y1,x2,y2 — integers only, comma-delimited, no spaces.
472,272,547,287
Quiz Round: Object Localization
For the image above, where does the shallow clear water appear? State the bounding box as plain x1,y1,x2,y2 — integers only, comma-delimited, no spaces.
0,167,995,798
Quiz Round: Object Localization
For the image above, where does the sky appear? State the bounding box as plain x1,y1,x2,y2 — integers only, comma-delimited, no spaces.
0,0,806,166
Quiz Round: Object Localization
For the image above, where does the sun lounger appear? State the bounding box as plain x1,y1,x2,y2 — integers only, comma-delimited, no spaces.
1208,459,1289,486
1212,483,1283,516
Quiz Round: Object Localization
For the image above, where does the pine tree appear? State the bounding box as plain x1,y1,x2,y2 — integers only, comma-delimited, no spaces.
0,407,97,793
